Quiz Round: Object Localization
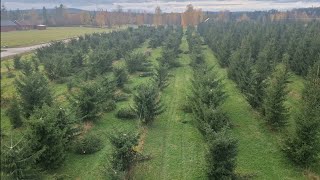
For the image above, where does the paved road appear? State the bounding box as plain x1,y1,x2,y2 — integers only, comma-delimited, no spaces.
1,39,71,59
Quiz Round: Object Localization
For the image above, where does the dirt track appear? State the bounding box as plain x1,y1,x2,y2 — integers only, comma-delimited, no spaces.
1,39,70,59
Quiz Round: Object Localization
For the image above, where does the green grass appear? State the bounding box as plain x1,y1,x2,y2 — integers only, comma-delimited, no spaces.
133,37,207,179
285,74,305,132
203,46,306,179
1,27,119,48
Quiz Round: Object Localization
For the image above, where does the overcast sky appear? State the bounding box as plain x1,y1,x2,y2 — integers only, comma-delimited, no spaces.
2,0,320,12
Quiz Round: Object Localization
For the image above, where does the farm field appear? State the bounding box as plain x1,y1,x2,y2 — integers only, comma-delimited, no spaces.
1,27,119,48
1,23,319,180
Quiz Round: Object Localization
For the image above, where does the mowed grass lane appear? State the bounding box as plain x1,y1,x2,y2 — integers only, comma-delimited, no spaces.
1,27,116,48
133,36,207,179
203,45,305,179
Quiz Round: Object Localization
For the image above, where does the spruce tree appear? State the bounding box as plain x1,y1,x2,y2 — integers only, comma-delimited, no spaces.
132,83,165,124
1,136,44,179
13,55,22,70
263,64,290,129
113,65,128,88
283,62,320,166
207,129,238,180
15,72,53,117
190,65,227,109
153,65,170,90
109,130,140,172
27,105,75,169
6,96,23,128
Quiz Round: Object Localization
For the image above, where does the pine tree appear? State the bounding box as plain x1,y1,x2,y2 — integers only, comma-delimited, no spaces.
263,64,290,129
109,130,140,172
13,55,22,70
69,77,115,121
132,83,165,124
113,65,128,88
15,72,53,117
190,65,227,109
207,129,238,180
283,61,320,166
153,65,170,90
27,105,75,169
1,136,44,179
6,96,23,128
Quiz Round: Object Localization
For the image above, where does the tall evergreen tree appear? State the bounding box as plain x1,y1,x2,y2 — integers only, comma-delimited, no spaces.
132,83,165,124
27,105,76,169
207,129,238,180
283,61,320,166
109,130,140,172
153,65,170,90
1,137,44,180
6,96,23,128
263,64,290,129
190,66,227,109
15,72,52,117
113,65,128,88
13,55,22,70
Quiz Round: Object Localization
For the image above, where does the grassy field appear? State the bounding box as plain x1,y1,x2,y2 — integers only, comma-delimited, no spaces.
1,27,117,48
202,46,306,179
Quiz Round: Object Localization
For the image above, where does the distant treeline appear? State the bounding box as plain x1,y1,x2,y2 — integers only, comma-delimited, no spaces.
2,4,320,27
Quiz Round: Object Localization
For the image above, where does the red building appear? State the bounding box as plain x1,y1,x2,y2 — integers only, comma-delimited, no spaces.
14,20,36,30
1,20,17,32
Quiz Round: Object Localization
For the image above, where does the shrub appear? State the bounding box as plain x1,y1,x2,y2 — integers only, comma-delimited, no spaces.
74,134,103,155
105,100,117,112
114,92,130,102
116,107,137,119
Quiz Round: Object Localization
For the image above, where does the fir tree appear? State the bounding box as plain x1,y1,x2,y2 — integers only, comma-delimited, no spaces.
27,105,76,169
132,83,165,124
153,65,170,90
6,96,23,128
263,64,290,129
207,129,238,180
1,136,44,179
283,62,320,166
15,72,53,117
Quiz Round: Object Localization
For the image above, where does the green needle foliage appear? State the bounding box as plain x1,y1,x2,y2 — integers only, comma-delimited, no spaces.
283,62,320,166
109,130,140,172
13,55,22,70
263,64,290,129
207,129,238,180
153,65,170,90
132,83,165,125
27,104,78,170
6,96,23,128
125,52,148,73
190,65,227,109
15,72,53,117
1,137,44,180
113,65,129,88
69,77,116,121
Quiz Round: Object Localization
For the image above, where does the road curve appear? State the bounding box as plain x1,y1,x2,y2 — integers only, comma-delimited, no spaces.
1,39,71,59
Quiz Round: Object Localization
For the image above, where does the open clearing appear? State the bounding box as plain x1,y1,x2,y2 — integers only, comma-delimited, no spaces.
1,27,117,48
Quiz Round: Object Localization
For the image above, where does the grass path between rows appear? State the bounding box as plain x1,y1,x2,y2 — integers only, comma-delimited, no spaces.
203,45,306,179
133,36,207,179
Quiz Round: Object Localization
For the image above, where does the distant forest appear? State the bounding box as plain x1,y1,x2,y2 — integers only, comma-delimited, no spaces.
1,4,320,27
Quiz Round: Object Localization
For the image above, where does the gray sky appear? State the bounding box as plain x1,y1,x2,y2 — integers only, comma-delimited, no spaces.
2,0,320,12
